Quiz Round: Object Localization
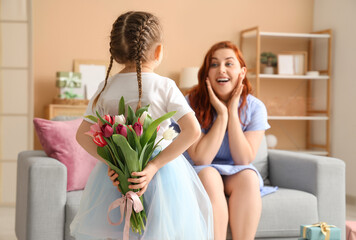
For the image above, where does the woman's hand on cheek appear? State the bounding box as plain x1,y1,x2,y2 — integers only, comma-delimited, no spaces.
227,73,244,114
206,78,228,116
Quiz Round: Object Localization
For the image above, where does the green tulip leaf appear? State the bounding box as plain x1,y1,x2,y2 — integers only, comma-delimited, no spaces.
118,96,125,116
96,111,112,126
112,134,140,173
140,111,176,146
135,104,149,117
85,115,98,123
127,105,135,125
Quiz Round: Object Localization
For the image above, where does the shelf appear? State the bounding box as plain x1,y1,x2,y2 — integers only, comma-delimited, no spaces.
259,74,329,80
260,32,331,39
248,74,329,80
268,116,329,120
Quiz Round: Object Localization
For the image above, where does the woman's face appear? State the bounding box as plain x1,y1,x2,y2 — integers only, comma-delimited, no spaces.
207,48,246,102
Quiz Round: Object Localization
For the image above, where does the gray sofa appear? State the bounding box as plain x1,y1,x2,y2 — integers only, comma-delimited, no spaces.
15,138,346,240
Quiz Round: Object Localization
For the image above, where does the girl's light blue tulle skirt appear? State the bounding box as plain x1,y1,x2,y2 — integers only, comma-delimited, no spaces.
70,154,214,240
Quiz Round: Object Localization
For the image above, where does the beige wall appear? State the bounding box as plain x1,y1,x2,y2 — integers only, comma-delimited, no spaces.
313,0,356,199
33,0,314,148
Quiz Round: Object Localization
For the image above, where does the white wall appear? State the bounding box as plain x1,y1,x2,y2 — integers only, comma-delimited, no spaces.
313,0,356,198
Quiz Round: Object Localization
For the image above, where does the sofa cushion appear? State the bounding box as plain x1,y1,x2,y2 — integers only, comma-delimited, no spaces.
65,191,83,240
256,188,318,238
225,188,318,239
33,118,97,191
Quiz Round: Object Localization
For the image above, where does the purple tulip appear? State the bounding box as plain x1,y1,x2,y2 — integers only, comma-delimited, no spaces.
101,124,113,138
133,122,143,137
116,124,127,138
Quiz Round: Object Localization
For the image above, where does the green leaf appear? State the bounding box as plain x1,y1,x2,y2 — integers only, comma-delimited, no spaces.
103,136,125,171
96,111,112,126
127,105,135,125
135,104,149,117
131,128,142,156
118,96,125,115
143,115,153,130
112,134,140,174
113,122,119,134
106,160,130,194
142,141,154,168
147,129,157,145
140,111,176,146
97,146,113,163
84,115,98,123
126,126,136,149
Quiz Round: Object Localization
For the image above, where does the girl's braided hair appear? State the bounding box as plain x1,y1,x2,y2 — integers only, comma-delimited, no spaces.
92,11,162,110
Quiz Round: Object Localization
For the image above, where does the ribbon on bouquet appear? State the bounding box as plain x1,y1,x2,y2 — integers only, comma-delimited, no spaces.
107,191,144,240
302,222,336,240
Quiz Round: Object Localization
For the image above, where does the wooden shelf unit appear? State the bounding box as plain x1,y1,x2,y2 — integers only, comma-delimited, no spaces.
240,26,332,156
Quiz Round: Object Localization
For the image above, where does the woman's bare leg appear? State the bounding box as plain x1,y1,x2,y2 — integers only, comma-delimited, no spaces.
224,170,261,240
199,167,228,240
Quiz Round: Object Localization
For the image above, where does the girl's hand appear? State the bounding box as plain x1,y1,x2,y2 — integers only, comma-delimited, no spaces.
108,167,121,193
227,72,244,114
128,161,159,197
206,78,228,116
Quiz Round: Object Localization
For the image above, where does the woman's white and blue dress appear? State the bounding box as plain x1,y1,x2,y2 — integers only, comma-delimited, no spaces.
183,94,278,197
70,73,213,240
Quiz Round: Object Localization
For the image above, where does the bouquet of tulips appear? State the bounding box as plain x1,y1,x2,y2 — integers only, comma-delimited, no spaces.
84,96,176,236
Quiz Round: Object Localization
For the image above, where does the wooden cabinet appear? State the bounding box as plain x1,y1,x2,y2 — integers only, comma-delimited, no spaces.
45,104,87,120
240,27,332,156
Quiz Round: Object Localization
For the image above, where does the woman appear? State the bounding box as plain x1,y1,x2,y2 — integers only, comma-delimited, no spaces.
185,41,276,240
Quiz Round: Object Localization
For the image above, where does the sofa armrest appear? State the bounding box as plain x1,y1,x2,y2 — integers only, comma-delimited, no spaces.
16,150,67,240
268,149,346,239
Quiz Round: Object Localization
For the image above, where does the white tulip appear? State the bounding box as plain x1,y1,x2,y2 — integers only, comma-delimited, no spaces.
115,114,126,125
163,127,178,140
139,111,149,125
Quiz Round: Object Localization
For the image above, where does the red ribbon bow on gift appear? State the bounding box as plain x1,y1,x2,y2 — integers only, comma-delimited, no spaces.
107,191,144,240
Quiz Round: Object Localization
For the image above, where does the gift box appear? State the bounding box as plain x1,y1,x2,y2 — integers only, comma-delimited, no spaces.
56,72,84,99
300,223,341,240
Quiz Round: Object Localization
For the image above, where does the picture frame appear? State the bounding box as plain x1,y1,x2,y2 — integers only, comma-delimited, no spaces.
277,52,308,75
73,59,108,100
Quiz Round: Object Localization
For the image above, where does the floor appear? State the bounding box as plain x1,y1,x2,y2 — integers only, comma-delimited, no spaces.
1,204,356,240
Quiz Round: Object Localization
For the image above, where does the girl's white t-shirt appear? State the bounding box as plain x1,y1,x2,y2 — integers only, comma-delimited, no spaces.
84,72,193,138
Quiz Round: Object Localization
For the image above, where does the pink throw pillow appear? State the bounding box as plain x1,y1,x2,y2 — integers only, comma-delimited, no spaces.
33,118,97,191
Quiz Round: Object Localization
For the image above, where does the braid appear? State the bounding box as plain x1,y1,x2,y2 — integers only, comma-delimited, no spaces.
106,11,162,111
92,56,113,110
135,58,142,110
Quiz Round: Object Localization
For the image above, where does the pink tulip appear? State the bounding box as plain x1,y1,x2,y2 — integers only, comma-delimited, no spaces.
101,124,113,138
103,115,114,125
133,122,143,137
93,133,107,147
116,124,127,138
85,123,101,138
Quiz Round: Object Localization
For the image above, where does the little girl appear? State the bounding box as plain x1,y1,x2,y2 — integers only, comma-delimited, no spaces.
70,11,213,240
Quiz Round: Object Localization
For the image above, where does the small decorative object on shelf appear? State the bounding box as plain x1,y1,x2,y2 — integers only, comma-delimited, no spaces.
306,71,320,77
266,134,278,149
56,71,83,99
260,52,277,74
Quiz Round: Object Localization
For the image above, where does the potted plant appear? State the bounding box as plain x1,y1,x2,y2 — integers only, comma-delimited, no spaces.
260,52,277,74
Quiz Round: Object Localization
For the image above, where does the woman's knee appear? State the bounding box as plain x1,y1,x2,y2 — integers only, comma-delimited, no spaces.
198,167,225,195
224,169,260,195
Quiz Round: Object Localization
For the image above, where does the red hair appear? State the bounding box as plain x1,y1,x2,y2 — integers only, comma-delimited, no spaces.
188,41,253,129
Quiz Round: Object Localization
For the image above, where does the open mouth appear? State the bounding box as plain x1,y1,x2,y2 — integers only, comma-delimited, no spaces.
217,78,229,83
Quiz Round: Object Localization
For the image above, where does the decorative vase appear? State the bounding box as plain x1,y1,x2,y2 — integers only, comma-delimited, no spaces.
263,66,274,74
